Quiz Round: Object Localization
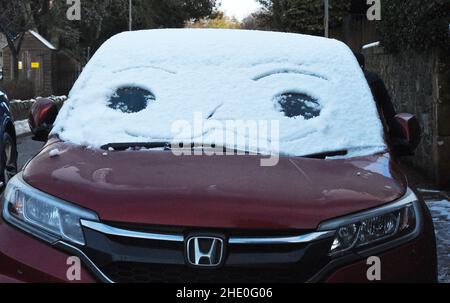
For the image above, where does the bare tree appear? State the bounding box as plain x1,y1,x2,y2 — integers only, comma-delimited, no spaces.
0,1,36,80
0,0,219,73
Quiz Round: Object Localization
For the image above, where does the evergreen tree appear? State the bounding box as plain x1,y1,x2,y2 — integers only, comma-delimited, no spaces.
377,0,449,52
257,0,350,35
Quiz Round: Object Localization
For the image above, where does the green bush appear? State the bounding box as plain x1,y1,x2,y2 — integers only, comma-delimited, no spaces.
0,80,35,100
377,0,450,52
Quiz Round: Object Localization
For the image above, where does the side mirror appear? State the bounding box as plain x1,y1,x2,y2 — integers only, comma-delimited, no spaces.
28,98,59,142
392,113,421,156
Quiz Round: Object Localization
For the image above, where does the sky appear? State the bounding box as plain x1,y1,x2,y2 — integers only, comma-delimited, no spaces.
220,0,262,21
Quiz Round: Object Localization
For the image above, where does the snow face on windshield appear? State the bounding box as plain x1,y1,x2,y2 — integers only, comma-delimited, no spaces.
52,29,386,157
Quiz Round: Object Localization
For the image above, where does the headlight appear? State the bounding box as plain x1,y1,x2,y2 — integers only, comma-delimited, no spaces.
319,188,421,256
2,173,98,246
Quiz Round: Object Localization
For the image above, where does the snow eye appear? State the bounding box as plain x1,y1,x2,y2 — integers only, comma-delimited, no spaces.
275,93,321,119
108,87,155,113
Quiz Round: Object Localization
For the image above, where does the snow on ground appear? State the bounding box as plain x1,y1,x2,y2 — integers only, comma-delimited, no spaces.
10,95,67,103
427,200,450,283
53,29,386,158
14,120,31,136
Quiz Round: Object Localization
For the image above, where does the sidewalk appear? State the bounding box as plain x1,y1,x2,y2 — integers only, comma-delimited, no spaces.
14,119,31,137
398,160,449,200
399,161,450,283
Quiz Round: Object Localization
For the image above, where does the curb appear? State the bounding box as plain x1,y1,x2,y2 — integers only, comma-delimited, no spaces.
17,131,32,139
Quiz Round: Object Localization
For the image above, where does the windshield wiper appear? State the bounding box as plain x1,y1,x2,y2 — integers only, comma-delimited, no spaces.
101,142,257,154
101,142,172,151
301,149,348,159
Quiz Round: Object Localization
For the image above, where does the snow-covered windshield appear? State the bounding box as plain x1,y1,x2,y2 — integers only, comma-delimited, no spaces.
52,29,386,158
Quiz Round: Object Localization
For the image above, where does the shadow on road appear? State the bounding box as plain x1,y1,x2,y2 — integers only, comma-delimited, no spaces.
17,135,45,169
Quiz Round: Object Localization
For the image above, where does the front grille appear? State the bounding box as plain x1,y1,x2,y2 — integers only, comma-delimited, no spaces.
80,222,334,283
103,263,308,283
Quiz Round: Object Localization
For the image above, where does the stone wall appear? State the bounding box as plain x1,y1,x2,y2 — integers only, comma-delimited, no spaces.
0,34,6,68
10,99,35,121
9,96,67,121
363,46,450,188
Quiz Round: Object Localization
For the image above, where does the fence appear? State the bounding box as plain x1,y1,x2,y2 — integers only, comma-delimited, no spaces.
54,70,81,96
331,14,380,51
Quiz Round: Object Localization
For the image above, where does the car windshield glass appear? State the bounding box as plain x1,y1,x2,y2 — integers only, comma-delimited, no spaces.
108,87,155,113
275,93,321,119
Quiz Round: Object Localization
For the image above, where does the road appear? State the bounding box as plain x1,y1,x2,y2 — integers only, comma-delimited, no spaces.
17,135,45,169
14,134,450,283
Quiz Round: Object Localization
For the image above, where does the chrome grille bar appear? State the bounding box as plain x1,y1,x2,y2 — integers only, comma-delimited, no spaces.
81,220,184,242
81,220,335,244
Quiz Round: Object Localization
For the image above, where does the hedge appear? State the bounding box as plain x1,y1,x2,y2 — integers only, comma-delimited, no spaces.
257,0,351,35
377,0,450,52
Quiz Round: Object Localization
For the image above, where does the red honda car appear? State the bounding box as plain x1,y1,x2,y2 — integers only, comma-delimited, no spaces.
0,29,437,283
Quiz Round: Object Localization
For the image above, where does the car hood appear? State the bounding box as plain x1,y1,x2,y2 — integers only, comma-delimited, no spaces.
22,140,406,230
